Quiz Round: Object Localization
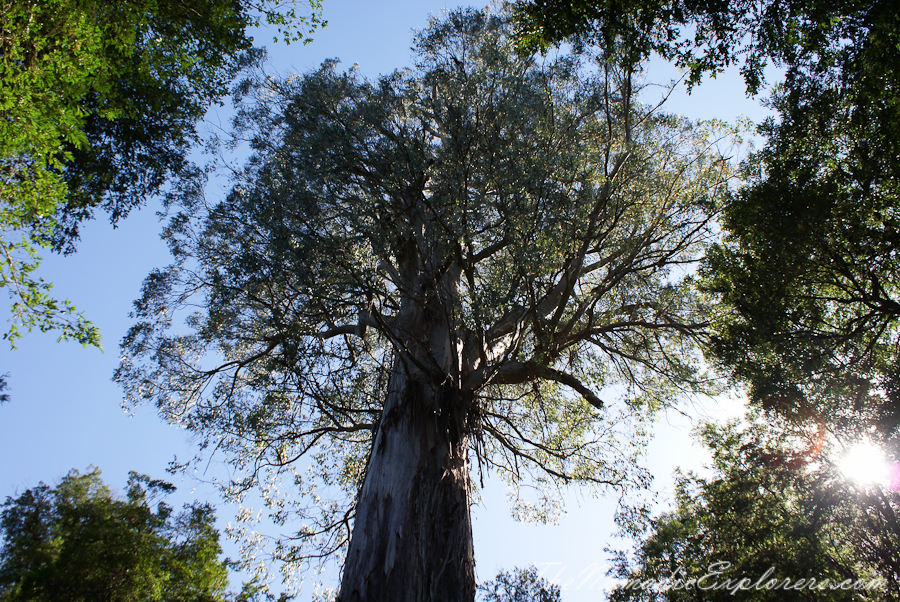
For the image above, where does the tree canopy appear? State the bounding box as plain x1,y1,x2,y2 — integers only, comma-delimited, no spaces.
512,0,892,93
0,0,324,347
513,8,900,596
0,468,231,602
116,8,734,600
701,0,900,429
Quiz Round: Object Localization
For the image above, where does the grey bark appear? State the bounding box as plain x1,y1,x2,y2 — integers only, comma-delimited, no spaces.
339,359,475,602
337,366,475,602
339,250,475,601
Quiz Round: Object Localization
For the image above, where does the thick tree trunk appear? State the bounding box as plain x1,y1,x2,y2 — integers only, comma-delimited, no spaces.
337,354,475,602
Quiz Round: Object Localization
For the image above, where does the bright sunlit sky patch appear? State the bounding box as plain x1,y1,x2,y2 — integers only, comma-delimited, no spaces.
838,440,896,488
0,2,775,600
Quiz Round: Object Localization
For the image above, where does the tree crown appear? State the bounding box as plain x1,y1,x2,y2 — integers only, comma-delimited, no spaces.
116,8,734,579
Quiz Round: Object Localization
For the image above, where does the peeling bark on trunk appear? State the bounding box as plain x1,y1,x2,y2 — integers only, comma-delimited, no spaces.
337,200,475,601
337,363,475,602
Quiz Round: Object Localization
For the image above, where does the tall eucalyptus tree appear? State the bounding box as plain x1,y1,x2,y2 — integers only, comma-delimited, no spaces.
117,9,732,601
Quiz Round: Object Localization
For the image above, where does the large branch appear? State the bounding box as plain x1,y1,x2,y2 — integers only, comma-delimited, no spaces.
474,153,638,363
318,309,381,340
480,255,587,358
467,237,511,266
464,360,603,409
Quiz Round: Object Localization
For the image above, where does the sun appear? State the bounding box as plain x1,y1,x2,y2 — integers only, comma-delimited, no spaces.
837,441,891,486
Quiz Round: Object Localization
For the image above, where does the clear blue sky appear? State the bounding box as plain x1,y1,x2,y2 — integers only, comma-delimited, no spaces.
0,2,770,599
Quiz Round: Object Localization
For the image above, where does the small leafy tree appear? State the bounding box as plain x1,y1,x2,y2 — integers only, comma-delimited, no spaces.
479,566,561,602
0,468,231,602
117,9,734,601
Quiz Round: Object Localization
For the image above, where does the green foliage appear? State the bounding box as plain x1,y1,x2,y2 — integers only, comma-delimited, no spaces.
116,8,733,579
702,1,900,429
0,234,99,347
0,468,231,602
479,566,561,602
512,0,880,93
0,0,324,347
609,420,900,601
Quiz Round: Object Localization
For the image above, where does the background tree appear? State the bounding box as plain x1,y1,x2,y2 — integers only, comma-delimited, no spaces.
512,0,891,93
513,4,900,598
0,0,324,347
608,419,899,602
479,566,561,602
701,0,900,430
0,468,231,602
116,9,733,601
